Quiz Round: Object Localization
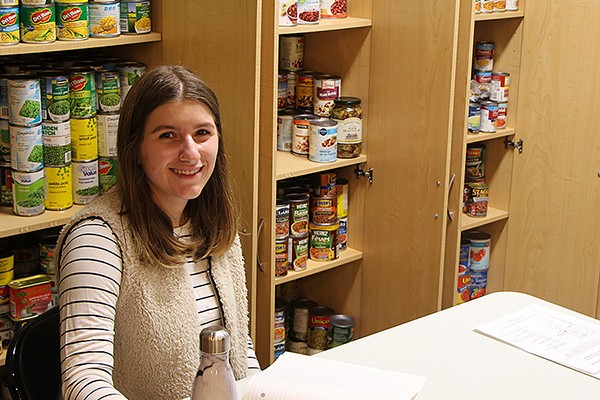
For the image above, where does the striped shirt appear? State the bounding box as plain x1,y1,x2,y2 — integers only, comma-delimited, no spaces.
58,218,260,400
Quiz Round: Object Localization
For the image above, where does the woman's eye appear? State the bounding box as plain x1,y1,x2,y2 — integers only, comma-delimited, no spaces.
158,131,175,139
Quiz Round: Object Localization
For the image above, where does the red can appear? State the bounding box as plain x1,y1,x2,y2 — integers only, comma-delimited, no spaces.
307,306,334,350
310,195,337,224
490,72,510,102
8,274,53,321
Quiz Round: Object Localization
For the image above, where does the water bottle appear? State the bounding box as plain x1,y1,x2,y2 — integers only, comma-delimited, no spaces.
191,326,238,400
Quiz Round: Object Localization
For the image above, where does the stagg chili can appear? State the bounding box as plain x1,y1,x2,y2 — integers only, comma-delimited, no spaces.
7,75,42,127
275,237,289,277
474,41,494,71
285,193,309,237
295,70,319,111
69,67,97,118
89,1,120,37
479,100,498,133
292,113,317,156
72,159,99,204
490,72,510,102
313,74,341,117
309,118,337,163
466,182,489,217
56,1,89,40
275,198,290,240
70,116,98,161
309,220,339,261
98,156,118,194
0,6,19,45
310,194,337,224
464,230,491,272
288,233,308,271
19,4,56,43
96,70,121,114
9,274,53,321
44,164,72,210
97,112,119,157
12,168,45,216
279,35,304,71
119,0,152,34
277,108,295,152
329,314,355,347
9,123,43,171
308,306,334,350
40,70,70,122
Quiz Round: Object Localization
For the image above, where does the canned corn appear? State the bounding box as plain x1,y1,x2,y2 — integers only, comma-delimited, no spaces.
0,6,19,45
56,2,89,40
19,4,56,43
89,1,120,37
119,0,151,34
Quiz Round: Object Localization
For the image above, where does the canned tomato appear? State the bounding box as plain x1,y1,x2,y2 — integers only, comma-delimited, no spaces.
490,72,510,102
468,102,481,134
329,314,355,347
275,198,290,240
309,118,337,163
506,0,518,11
0,166,12,206
466,182,489,217
56,2,89,40
275,237,289,277
308,306,334,350
9,123,43,171
288,233,308,271
0,248,14,287
44,164,72,210
40,70,70,122
12,169,44,216
292,113,317,156
19,4,56,43
313,74,341,117
39,234,58,275
309,220,339,261
291,299,317,341
96,114,119,159
456,263,472,304
116,61,146,101
286,71,297,107
286,193,309,237
338,215,347,251
279,35,304,71
295,70,319,111
69,67,97,118
310,195,337,224
297,0,319,24
474,41,494,72
277,109,295,152
70,116,98,161
7,76,41,126
0,119,9,164
119,0,151,34
96,70,121,113
479,100,498,133
98,156,118,194
464,230,491,271
9,274,52,321
72,159,99,204
278,0,297,27
42,120,71,166
89,1,120,37
321,0,347,18
0,6,19,45
496,102,507,129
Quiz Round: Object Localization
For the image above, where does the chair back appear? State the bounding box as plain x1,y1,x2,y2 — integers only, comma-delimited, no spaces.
5,306,61,400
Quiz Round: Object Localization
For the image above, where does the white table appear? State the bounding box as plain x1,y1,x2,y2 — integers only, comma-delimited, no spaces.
239,292,600,399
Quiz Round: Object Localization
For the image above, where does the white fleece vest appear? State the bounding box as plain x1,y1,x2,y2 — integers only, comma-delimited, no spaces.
56,190,249,400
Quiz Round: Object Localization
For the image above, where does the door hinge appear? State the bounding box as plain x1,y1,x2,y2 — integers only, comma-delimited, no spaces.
504,137,524,153
355,165,374,183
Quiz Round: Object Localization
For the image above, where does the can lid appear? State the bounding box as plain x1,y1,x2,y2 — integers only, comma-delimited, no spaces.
330,314,355,328
200,325,231,354
309,306,335,317
334,96,361,106
463,230,491,241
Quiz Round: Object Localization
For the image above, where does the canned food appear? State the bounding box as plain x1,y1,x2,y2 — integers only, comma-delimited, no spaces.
273,325,285,343
297,0,319,24
321,0,347,18
474,71,492,100
286,71,297,107
275,198,290,240
468,102,481,134
0,79,8,120
295,70,319,110
285,193,309,237
9,274,53,321
506,0,518,11
313,74,341,117
291,299,317,341
310,195,337,224
0,166,12,206
19,4,56,43
275,237,288,277
44,164,72,210
278,0,297,27
466,182,489,217
72,159,99,204
0,120,8,164
9,123,43,172
275,299,286,327
332,96,362,158
274,341,285,359
70,117,98,161
119,0,151,34
279,35,304,71
465,144,485,181
96,70,121,113
89,1,120,37
0,0,18,5
316,172,336,196
98,156,118,194
456,264,471,304
0,248,14,287
288,233,308,271
464,230,491,271
307,306,334,350
292,113,317,156
97,112,119,157
116,61,146,101
493,0,506,12
490,72,510,102
39,234,58,275
481,0,494,13
42,121,71,166
309,118,337,163
7,76,42,126
479,100,498,133
474,0,481,13
474,41,495,72
40,71,70,122
459,237,470,268
277,109,295,152
0,6,19,45
56,2,89,40
338,215,347,251
496,101,507,129
12,169,44,216
286,338,308,354
277,72,287,111
329,314,355,347
471,268,488,299
69,67,97,118
309,221,339,261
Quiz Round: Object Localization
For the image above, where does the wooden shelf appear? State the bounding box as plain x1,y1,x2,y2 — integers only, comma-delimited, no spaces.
460,207,509,231
276,151,367,181
474,10,524,21
274,247,363,285
278,17,372,35
466,127,515,144
0,205,85,239
0,32,161,56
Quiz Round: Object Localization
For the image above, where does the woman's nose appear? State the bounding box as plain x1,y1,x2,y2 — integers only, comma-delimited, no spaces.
179,135,199,161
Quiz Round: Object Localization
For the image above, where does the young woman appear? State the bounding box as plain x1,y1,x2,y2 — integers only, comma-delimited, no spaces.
57,65,260,400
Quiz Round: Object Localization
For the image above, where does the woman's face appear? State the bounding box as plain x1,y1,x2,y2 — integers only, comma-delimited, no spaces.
139,99,219,220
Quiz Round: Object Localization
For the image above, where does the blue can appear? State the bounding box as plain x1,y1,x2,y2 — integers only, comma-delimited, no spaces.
470,268,488,300
468,102,481,133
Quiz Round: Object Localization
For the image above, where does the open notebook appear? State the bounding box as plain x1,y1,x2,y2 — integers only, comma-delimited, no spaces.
243,351,427,400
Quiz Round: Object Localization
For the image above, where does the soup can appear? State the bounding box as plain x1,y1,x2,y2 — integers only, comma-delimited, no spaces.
96,70,121,114
275,198,290,240
297,0,319,24
278,0,297,27
42,120,71,166
19,4,56,43
277,108,295,152
490,72,510,102
308,306,334,350
292,113,317,156
329,314,355,347
279,35,304,71
89,1,120,37
310,194,337,224
12,169,45,216
338,216,348,251
295,70,319,111
0,6,20,45
7,76,41,127
9,123,43,172
291,299,318,341
309,220,339,261
496,101,508,129
98,156,118,194
275,237,289,277
8,274,52,321
309,118,337,163
70,116,98,161
97,112,119,157
285,192,309,237
466,182,489,217
40,71,70,122
463,230,491,271
116,61,146,101
39,234,59,275
474,41,494,71
479,100,498,133
72,159,99,204
313,74,341,117
69,67,97,119
44,164,72,210
321,0,347,18
119,0,152,34
0,248,14,287
56,2,89,40
0,165,12,206
288,233,308,271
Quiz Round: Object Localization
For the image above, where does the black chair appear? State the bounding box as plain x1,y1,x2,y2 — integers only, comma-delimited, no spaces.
5,306,61,400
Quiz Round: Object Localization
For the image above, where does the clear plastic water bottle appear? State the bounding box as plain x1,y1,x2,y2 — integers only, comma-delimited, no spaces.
191,326,238,400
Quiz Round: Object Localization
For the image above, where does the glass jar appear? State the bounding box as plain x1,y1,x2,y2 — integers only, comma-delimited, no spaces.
331,97,362,158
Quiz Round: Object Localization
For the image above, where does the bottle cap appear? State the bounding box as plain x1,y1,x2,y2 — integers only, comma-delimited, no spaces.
200,325,231,354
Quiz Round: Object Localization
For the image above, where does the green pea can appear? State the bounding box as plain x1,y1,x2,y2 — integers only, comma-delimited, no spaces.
7,75,42,127
98,156,118,194
40,70,70,122
70,116,97,161
44,164,72,210
116,61,145,101
56,2,89,41
0,119,10,164
42,121,71,166
12,168,45,216
68,67,97,119
19,4,56,43
0,166,12,206
97,112,119,157
95,70,121,113
9,123,43,172
72,159,98,205
329,314,355,347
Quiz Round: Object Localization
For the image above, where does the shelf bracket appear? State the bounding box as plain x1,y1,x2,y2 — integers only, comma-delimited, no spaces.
355,165,374,184
504,137,524,153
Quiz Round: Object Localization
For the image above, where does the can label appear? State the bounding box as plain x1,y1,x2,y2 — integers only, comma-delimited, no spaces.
41,73,70,122
288,196,309,236
119,1,151,34
490,72,510,102
288,234,308,271
466,182,489,217
297,0,320,24
313,75,340,117
471,268,488,299
321,0,347,18
277,112,293,152
71,117,98,161
69,70,97,118
279,35,304,71
97,113,119,157
96,70,121,113
338,216,347,250
465,144,485,181
496,102,507,129
0,79,8,119
335,116,362,143
8,78,42,126
494,0,506,12
309,119,337,163
318,172,336,197
275,238,288,277
459,239,470,267
72,160,99,204
12,169,45,216
98,157,118,194
468,102,481,133
480,101,498,133
310,195,337,224
286,71,297,107
9,124,43,171
468,235,491,271
0,6,19,45
456,264,472,304
329,315,355,347
295,72,315,110
116,62,146,101
9,275,53,320
481,0,494,13
0,119,10,164
1,166,13,206
474,41,494,71
89,2,120,37
19,5,56,43
275,201,290,240
42,121,71,166
39,234,58,275
309,222,339,261
277,73,287,111
292,114,314,156
308,309,333,350
44,164,72,210
56,2,89,40
278,0,297,27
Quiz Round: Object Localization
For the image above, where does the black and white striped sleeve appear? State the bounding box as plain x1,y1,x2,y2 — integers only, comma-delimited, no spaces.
58,218,126,400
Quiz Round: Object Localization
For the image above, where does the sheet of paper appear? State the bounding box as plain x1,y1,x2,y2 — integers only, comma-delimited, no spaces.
475,303,600,378
243,351,427,400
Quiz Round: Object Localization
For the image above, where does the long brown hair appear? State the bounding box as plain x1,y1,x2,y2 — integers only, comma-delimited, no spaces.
117,65,239,266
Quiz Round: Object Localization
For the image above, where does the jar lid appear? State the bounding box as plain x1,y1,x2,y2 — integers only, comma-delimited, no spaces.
335,96,361,105
200,326,231,354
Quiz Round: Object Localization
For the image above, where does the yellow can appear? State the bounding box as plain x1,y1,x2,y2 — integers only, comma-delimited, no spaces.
70,116,98,161
44,164,73,210
0,248,14,288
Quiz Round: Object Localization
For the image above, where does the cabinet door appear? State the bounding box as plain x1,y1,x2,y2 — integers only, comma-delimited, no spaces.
359,1,459,333
505,0,600,316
